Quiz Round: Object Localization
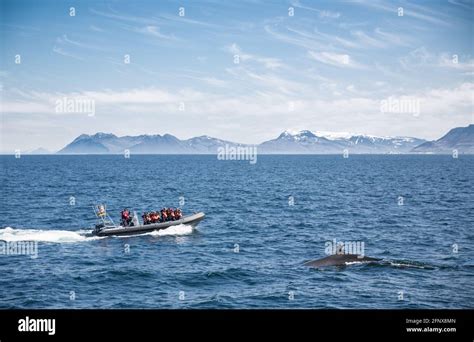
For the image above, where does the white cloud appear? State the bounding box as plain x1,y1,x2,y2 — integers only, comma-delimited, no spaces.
264,24,327,51
438,54,474,72
308,51,364,68
181,75,228,87
400,47,474,73
349,28,411,49
4,82,471,121
399,46,433,68
89,25,104,32
447,0,473,10
52,46,84,61
89,8,157,26
2,82,473,150
286,26,360,49
291,1,341,19
319,10,341,19
135,25,176,40
56,34,107,51
226,43,283,69
351,30,386,48
266,20,410,53
374,28,410,46
233,68,307,95
350,0,450,26
1,101,52,113
156,13,222,29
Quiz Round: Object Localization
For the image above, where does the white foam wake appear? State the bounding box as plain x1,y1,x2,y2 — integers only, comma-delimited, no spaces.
345,261,367,265
0,227,103,243
146,224,194,237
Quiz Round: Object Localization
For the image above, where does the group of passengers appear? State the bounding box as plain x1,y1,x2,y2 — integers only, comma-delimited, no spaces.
142,208,183,225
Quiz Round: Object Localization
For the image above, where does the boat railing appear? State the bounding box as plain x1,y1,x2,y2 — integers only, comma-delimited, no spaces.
92,204,116,228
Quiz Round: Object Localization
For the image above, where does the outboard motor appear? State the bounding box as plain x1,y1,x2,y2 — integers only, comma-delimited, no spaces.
94,223,105,234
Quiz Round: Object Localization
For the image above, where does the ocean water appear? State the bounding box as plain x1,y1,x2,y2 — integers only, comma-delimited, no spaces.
0,155,473,308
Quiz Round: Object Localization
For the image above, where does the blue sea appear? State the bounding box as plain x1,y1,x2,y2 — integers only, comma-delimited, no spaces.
0,155,473,308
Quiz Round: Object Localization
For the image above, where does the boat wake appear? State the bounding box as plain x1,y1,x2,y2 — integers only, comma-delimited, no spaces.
146,224,194,237
0,223,194,243
344,261,377,266
0,227,103,243
383,259,436,269
360,259,436,270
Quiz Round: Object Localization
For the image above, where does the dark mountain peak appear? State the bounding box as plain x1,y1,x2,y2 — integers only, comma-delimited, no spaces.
72,132,116,143
91,132,117,139
439,124,474,139
277,131,292,139
162,134,181,142
141,134,162,140
412,124,474,153
71,134,91,143
188,135,227,142
298,130,317,137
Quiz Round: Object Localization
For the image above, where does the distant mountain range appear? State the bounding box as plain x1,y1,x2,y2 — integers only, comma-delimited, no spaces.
258,130,426,154
57,133,244,154
53,124,473,154
27,147,51,155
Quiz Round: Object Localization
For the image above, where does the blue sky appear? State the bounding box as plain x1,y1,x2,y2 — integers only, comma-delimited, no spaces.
1,0,473,152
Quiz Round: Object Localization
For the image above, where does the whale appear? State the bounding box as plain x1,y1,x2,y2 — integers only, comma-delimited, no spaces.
304,254,381,268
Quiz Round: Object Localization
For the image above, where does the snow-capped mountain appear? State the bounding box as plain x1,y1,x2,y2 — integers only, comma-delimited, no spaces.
258,130,345,153
55,126,474,154
258,130,426,154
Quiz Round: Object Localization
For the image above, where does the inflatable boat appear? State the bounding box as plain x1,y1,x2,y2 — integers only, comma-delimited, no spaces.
92,205,205,237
